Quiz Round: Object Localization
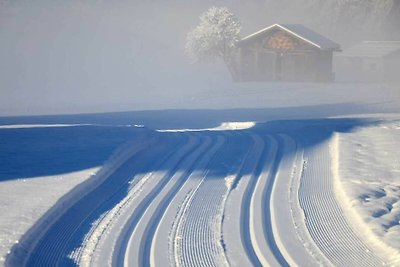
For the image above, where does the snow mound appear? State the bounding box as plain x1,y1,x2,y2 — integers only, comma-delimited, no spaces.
334,120,400,264
215,122,256,130
158,121,256,132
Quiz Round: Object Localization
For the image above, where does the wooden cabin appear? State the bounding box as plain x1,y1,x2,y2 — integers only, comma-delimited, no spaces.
235,24,341,82
335,41,400,82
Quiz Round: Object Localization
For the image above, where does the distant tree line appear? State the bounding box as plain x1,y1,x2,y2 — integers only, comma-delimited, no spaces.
249,0,400,41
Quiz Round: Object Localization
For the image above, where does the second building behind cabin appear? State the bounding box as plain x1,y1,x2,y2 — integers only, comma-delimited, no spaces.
335,41,400,83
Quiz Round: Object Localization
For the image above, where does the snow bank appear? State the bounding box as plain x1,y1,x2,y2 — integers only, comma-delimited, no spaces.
0,168,98,265
158,121,256,132
1,125,156,266
333,120,400,265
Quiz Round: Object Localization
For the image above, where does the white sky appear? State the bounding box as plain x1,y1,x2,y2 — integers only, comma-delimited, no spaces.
0,0,396,116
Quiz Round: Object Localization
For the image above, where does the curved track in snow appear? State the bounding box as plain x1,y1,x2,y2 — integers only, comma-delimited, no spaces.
22,134,185,267
298,139,387,267
116,134,222,267
18,124,388,267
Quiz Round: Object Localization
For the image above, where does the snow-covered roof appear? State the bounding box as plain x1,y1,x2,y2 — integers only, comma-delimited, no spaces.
239,24,341,51
339,41,400,58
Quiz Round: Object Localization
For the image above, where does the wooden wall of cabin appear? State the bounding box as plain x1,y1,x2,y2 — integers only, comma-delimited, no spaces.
315,51,334,82
280,51,335,82
281,52,317,81
238,47,334,82
236,27,337,82
238,48,274,81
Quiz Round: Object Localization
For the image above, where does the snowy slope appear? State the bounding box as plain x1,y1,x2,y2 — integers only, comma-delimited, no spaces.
335,120,400,265
0,168,98,264
0,124,152,265
1,82,400,267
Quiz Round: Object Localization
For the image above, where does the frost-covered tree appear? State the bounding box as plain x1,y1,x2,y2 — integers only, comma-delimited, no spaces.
185,7,242,78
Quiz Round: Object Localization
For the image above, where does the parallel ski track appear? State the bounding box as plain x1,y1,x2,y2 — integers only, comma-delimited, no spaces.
173,132,251,267
113,133,223,267
238,134,273,267
148,136,226,266
23,134,185,267
22,126,387,267
270,134,321,267
149,134,232,267
221,133,264,267
248,135,289,267
74,134,202,266
298,140,386,267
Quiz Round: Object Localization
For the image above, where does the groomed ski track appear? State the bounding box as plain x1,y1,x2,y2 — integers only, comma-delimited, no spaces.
298,138,387,266
16,122,389,267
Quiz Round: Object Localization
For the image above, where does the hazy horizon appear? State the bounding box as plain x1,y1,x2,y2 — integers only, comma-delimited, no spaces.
1,0,398,116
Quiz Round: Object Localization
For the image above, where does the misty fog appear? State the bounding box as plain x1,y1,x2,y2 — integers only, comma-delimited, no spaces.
0,0,398,115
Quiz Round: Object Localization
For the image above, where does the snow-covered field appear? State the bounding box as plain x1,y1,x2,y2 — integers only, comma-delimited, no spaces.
0,167,98,263
335,121,400,263
1,82,400,267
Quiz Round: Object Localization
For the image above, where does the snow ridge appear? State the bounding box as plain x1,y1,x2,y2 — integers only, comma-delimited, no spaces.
332,133,400,266
12,121,396,267
298,138,386,266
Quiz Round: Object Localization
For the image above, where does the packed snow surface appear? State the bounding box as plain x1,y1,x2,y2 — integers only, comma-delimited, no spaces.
1,82,400,267
335,121,400,264
0,168,98,264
